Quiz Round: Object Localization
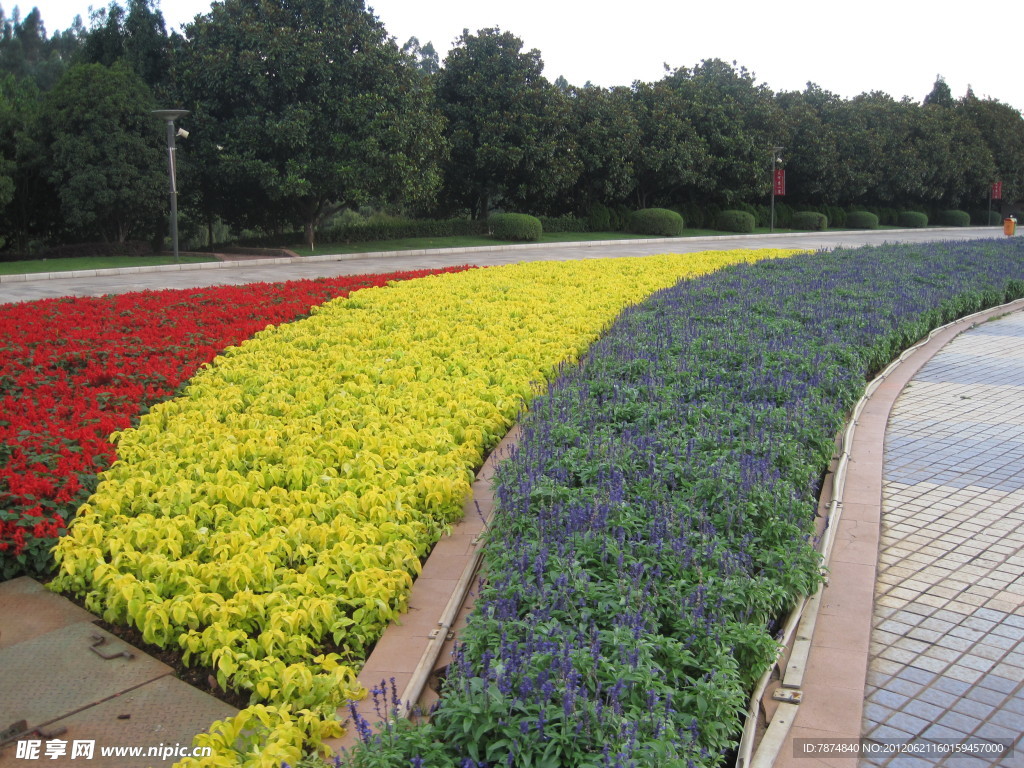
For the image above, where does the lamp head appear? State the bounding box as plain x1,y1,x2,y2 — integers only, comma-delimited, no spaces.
153,109,190,122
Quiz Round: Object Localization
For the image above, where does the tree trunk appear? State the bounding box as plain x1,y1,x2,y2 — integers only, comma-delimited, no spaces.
305,220,315,251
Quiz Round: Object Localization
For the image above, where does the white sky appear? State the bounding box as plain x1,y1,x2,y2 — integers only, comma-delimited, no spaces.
19,0,1023,112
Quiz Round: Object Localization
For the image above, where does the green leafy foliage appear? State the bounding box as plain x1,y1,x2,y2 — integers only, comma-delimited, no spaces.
970,209,1003,225
937,209,971,226
488,212,543,241
435,28,578,219
629,80,710,208
174,0,446,249
898,211,929,228
627,207,684,236
566,85,640,212
664,59,781,207
39,61,165,244
846,210,880,229
78,0,169,93
715,209,755,233
790,211,828,230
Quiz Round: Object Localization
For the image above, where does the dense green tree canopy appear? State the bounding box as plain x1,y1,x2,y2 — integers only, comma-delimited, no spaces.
79,0,169,93
435,27,579,218
1,0,1023,253
39,61,165,243
960,94,1024,204
175,0,446,247
0,5,83,88
629,80,710,208
665,59,783,206
565,85,640,211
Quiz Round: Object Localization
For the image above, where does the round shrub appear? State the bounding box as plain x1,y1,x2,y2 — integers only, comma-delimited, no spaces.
489,213,543,241
791,211,829,231
846,211,879,229
627,208,684,236
970,209,1003,226
824,205,846,228
898,211,929,228
772,201,794,228
714,210,756,233
937,210,971,227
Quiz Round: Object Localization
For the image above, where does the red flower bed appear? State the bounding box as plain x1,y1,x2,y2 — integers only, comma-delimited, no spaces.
0,266,471,579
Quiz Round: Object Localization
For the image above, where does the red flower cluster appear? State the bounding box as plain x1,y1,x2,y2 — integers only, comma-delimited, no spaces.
0,266,471,579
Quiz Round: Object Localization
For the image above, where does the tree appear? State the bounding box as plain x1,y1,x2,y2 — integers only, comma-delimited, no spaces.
0,6,84,89
401,36,439,76
0,73,56,249
175,0,445,248
664,59,782,205
39,62,165,243
834,92,929,207
79,0,170,94
565,84,639,211
915,97,994,208
0,75,19,240
629,80,710,208
958,94,1024,206
435,27,579,218
923,75,954,108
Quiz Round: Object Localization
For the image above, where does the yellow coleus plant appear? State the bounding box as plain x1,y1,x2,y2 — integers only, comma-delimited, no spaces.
50,250,803,766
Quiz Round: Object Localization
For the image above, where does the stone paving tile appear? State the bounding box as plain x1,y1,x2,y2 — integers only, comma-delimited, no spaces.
859,312,1024,768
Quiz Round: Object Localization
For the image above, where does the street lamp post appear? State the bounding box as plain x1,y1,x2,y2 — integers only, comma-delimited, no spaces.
770,146,784,233
152,109,189,262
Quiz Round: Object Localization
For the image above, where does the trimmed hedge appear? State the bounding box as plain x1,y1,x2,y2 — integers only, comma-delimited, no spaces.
489,213,543,241
846,211,879,229
30,240,154,260
970,209,1003,226
715,209,756,233
824,206,846,228
791,211,829,231
898,211,929,228
627,208,685,236
937,210,971,227
239,218,492,248
537,215,588,233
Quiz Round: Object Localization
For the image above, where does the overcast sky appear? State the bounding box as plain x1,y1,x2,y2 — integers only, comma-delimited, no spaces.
21,0,1023,112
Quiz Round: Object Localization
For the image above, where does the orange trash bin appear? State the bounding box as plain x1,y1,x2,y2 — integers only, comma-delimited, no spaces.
1005,218,1017,236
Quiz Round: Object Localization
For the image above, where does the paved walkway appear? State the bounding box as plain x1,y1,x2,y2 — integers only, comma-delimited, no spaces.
776,306,1024,768
863,312,1024,767
0,226,1003,303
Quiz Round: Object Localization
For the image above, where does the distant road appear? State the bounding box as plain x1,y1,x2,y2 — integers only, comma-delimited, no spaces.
0,226,1009,304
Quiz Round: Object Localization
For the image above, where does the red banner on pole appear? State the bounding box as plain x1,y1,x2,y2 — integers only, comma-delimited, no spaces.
773,169,786,196
992,182,1003,200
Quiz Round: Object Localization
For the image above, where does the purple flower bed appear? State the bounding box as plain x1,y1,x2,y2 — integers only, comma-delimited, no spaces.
342,239,1024,768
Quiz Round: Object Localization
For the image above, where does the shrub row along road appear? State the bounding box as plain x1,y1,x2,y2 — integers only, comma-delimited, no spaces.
0,227,1009,305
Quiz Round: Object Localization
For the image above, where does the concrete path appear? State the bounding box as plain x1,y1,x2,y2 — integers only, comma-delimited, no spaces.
0,579,236,767
0,226,1004,303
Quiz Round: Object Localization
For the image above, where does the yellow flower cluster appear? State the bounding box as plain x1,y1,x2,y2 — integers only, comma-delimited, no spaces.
50,250,802,766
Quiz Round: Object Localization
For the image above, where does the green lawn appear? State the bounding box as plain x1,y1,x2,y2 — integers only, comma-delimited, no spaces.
0,253,216,276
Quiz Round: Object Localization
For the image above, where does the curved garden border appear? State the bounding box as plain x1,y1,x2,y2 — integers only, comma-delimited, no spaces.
740,297,1024,767
331,297,1024,764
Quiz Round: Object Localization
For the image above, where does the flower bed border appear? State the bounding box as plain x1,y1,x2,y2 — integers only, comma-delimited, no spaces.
742,297,1024,767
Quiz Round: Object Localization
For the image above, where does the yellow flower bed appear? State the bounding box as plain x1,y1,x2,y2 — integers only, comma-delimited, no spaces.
50,250,802,766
